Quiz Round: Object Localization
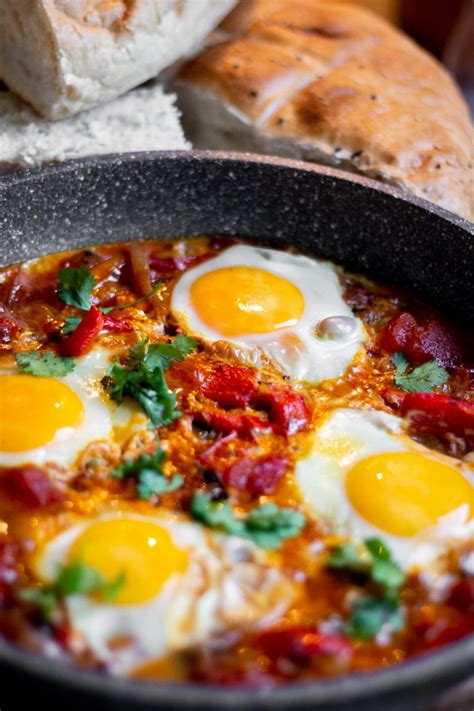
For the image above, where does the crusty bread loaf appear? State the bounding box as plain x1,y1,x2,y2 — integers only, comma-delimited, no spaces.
0,82,189,167
175,0,473,220
0,0,236,120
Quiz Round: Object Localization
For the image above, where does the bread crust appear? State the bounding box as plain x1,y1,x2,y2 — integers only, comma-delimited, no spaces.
0,0,236,120
176,0,473,220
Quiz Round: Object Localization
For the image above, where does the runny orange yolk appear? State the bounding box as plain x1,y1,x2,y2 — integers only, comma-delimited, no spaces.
346,451,474,537
0,374,84,452
190,266,305,337
67,518,189,605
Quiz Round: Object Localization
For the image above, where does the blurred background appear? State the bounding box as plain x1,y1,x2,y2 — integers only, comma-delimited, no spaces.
331,0,473,112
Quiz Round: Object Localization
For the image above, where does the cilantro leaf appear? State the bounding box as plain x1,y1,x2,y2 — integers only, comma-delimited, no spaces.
102,338,197,427
348,595,405,641
393,352,448,393
57,268,96,311
190,493,306,550
112,447,183,500
61,316,82,335
101,282,162,314
244,503,306,550
15,351,75,377
327,537,404,593
19,562,125,620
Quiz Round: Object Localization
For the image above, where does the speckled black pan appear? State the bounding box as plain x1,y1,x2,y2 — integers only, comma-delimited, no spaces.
0,152,473,711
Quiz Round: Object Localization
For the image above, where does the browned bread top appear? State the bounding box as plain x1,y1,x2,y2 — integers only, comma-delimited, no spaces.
178,0,473,220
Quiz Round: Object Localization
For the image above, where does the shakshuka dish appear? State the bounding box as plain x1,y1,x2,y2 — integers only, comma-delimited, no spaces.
0,237,472,685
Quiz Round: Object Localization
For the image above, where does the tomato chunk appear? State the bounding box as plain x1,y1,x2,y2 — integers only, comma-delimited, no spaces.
252,388,310,435
224,454,288,495
202,364,258,409
400,392,474,446
61,305,104,357
258,628,352,662
0,466,64,509
192,410,270,438
379,312,464,367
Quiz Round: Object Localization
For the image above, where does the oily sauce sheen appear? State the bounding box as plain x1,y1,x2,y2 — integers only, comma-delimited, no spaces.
0,237,472,686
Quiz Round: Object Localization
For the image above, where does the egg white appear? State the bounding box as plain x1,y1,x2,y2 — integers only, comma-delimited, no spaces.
295,408,474,572
171,245,365,383
0,347,141,468
37,512,293,674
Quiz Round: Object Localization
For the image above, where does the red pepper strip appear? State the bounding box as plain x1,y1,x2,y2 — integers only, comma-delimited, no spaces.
379,312,464,367
224,454,288,496
149,254,211,276
61,305,105,357
192,410,270,438
0,466,64,509
258,628,352,662
251,388,310,436
102,313,133,333
202,364,259,409
400,392,474,443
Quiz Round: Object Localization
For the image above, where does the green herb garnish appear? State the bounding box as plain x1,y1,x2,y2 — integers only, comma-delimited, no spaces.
61,316,82,335
327,537,405,640
15,351,75,377
190,492,306,550
57,268,95,311
19,562,125,620
393,352,448,393
101,337,198,428
112,447,183,500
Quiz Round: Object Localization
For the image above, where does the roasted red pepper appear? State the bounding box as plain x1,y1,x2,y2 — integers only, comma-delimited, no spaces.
400,392,474,446
193,410,270,438
61,305,105,357
0,466,64,509
224,454,288,495
258,628,352,663
202,364,259,409
251,387,310,435
379,312,464,367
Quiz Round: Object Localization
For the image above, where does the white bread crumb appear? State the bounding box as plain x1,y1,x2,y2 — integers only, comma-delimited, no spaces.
0,82,190,166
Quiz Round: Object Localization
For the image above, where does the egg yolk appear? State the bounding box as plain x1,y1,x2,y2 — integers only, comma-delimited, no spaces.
190,266,305,336
67,518,189,605
0,374,84,452
346,452,474,537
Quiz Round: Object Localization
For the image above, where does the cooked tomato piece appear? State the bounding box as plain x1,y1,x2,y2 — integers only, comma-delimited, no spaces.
192,410,270,438
102,313,133,333
0,543,18,608
448,578,474,610
379,312,464,367
400,392,474,446
252,388,310,435
258,628,352,662
224,454,287,495
61,305,105,357
0,307,22,343
0,467,64,509
202,364,258,409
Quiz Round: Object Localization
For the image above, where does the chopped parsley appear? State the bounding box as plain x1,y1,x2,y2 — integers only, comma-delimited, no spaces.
393,352,448,393
101,337,198,428
327,537,405,640
61,316,82,335
15,351,75,377
57,268,95,311
190,492,306,550
19,562,125,620
112,447,183,500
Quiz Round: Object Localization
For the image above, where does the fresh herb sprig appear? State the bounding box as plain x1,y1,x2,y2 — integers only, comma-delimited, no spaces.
327,537,405,640
19,562,125,620
15,351,75,377
112,447,183,500
190,492,306,550
102,336,198,427
392,352,448,393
